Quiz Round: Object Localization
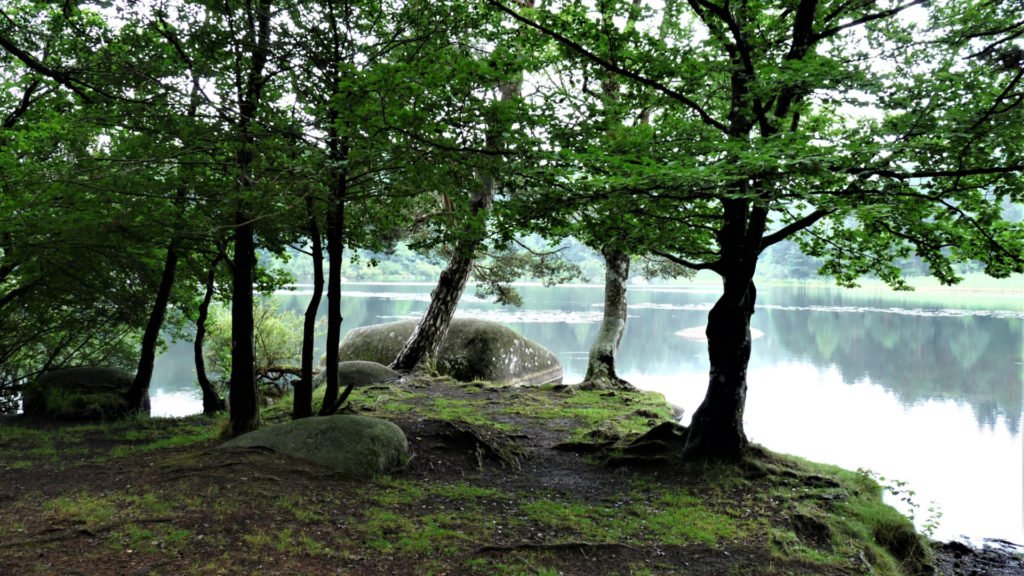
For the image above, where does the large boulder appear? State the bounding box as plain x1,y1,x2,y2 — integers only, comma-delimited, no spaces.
220,415,408,478
338,318,563,386
21,367,147,419
314,360,400,389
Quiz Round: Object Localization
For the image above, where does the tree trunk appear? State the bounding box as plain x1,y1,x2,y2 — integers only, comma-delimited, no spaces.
390,79,518,373
295,197,324,419
582,247,633,390
226,0,271,434
682,277,756,461
195,254,225,414
390,252,474,372
126,240,179,413
318,138,348,415
229,212,259,434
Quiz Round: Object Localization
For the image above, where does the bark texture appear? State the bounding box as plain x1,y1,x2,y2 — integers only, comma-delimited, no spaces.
682,277,756,461
390,253,475,372
318,188,346,414
582,247,633,390
229,213,259,434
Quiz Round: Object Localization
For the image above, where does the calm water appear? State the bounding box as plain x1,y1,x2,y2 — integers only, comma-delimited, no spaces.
151,282,1024,543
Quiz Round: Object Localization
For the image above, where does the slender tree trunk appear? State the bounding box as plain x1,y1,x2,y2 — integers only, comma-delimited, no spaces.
582,247,633,390
319,136,348,415
682,275,756,461
295,197,324,419
126,241,179,413
227,0,272,435
195,255,225,414
229,213,259,434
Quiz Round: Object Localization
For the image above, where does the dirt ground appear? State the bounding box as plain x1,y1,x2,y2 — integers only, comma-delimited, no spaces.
0,380,1019,575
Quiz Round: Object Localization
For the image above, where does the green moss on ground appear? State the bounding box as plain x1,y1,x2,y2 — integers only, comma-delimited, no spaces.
0,378,932,575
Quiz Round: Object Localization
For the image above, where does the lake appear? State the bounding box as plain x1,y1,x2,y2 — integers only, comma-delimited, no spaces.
150,281,1024,544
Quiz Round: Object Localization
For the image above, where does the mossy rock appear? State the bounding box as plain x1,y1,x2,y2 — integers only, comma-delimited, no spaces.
338,318,563,386
314,361,399,389
21,367,146,419
220,415,408,478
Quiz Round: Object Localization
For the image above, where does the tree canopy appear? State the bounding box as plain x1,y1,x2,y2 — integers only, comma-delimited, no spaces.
1,0,1020,454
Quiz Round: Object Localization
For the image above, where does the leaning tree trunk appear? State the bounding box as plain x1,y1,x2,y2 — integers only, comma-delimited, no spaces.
390,78,518,373
390,251,475,372
295,196,324,419
194,256,225,414
126,239,178,413
682,277,756,461
582,247,633,390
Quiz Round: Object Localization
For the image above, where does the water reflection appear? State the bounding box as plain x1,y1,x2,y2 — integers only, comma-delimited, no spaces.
759,305,1022,434
152,283,1023,436
143,282,1022,542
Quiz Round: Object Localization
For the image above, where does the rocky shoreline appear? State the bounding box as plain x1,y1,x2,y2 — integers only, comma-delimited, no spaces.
933,538,1024,575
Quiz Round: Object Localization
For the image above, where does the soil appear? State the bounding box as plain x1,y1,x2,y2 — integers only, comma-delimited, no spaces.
0,379,1018,575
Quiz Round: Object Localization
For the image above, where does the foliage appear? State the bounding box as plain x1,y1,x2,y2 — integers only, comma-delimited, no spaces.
203,299,306,394
473,243,583,306
1,0,1020,454
857,468,944,539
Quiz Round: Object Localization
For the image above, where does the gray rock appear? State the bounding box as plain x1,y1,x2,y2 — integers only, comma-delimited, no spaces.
21,367,146,419
338,318,563,386
314,361,400,389
220,415,408,478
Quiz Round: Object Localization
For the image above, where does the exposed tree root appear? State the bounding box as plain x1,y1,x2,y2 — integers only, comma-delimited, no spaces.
577,376,636,392
555,421,689,468
439,420,525,470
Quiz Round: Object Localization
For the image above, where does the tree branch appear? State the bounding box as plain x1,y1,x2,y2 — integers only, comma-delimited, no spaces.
488,0,728,133
0,30,94,102
814,0,927,41
847,164,1024,180
652,250,720,273
759,209,833,252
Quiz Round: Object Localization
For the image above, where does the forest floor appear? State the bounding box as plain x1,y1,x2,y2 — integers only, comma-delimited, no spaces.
0,377,1019,576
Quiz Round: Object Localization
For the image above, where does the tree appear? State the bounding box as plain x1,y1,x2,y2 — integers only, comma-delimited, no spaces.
496,0,1024,460
0,2,175,404
283,0,429,416
390,2,538,372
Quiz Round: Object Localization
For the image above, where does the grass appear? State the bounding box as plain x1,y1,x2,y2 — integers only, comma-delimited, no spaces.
0,377,936,575
498,385,677,440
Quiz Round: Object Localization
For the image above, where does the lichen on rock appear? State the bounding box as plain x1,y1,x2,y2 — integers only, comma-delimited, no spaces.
338,318,563,386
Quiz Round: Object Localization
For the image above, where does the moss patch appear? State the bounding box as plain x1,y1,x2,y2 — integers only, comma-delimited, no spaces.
0,377,932,575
